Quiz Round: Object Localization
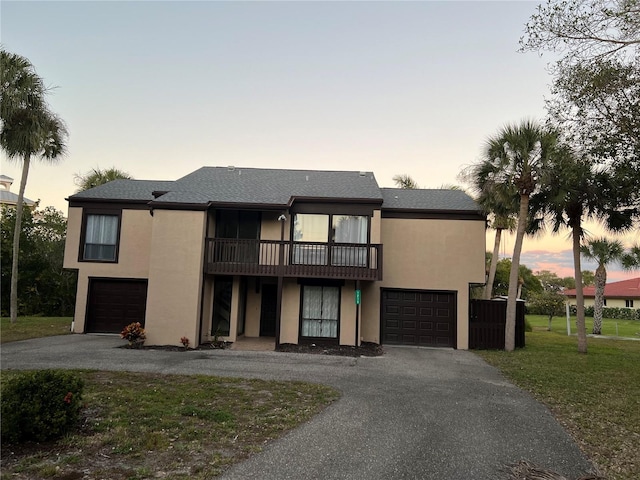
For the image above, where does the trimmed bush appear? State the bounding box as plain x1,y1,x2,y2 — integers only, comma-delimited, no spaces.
569,305,640,320
120,322,146,346
1,370,84,443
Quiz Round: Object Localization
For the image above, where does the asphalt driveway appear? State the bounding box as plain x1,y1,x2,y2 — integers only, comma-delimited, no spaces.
1,335,593,479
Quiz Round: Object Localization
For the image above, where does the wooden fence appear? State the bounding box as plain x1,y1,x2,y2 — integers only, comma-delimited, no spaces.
469,299,525,350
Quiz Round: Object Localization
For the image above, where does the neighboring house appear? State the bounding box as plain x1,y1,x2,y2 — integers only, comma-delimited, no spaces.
63,166,486,349
564,277,640,310
0,175,36,208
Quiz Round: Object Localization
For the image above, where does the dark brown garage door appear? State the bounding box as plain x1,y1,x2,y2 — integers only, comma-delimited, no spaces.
86,279,148,333
382,289,456,348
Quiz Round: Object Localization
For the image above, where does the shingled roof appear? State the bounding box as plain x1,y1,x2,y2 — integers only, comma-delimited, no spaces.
380,188,482,213
68,180,176,202
564,277,640,299
66,166,483,215
151,167,382,207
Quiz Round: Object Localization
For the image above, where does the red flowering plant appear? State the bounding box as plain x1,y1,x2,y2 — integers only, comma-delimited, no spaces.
180,336,190,349
120,322,146,347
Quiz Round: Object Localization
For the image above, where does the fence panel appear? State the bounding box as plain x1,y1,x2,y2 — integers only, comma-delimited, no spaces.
469,299,525,350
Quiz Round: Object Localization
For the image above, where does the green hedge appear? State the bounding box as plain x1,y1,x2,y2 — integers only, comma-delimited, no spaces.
569,305,640,320
1,370,84,443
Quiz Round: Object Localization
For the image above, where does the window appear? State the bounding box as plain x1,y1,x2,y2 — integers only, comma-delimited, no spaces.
292,213,369,266
301,285,339,339
293,214,329,265
82,214,119,261
214,210,261,263
626,299,634,308
332,215,367,266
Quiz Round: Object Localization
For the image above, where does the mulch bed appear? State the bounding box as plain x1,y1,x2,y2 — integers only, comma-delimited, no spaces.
277,342,384,357
120,341,384,357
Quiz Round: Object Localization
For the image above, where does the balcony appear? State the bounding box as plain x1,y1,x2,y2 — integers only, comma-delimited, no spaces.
204,238,382,281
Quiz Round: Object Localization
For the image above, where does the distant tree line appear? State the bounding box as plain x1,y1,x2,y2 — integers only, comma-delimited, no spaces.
1,205,77,317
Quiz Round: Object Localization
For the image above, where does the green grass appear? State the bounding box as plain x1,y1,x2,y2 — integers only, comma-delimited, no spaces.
477,326,640,480
1,370,340,479
0,317,72,344
527,314,640,338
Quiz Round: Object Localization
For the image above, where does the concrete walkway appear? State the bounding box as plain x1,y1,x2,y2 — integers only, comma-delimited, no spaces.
1,335,593,479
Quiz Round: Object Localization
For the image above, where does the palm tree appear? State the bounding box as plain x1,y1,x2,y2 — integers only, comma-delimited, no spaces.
532,147,635,352
74,167,132,192
581,238,625,334
476,120,559,351
0,50,68,324
461,162,518,299
392,174,418,189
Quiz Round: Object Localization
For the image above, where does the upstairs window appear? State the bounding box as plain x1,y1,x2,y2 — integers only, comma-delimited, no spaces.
292,214,369,266
82,213,120,262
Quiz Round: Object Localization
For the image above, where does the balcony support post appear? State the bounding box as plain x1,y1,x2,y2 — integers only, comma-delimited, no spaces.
274,214,287,348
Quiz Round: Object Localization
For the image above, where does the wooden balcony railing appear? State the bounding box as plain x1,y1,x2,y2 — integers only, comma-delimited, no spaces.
204,238,382,281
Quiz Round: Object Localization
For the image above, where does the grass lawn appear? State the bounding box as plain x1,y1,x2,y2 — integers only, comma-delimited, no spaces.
527,314,640,338
477,325,640,480
1,317,72,344
0,370,339,479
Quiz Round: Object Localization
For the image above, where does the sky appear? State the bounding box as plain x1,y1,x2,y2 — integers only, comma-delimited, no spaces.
1,0,638,281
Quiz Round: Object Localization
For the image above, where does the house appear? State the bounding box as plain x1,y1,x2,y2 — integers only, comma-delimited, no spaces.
564,277,640,310
0,175,36,208
63,166,486,349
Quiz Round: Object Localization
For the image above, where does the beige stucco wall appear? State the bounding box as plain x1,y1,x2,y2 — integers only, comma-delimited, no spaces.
261,212,290,241
360,281,381,344
64,207,154,333
280,280,301,344
340,282,358,346
370,210,381,244
365,217,486,350
144,209,206,346
244,278,263,337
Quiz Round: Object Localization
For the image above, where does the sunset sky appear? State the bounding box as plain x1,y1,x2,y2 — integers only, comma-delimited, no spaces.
1,1,638,282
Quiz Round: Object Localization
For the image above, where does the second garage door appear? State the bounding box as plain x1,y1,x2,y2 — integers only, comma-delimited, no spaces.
86,279,148,334
382,289,456,348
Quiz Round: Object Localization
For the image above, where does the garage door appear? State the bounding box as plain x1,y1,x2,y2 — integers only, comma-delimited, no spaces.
86,279,148,333
382,289,456,347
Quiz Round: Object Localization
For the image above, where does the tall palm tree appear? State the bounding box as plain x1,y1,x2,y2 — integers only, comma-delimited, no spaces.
461,161,518,299
532,147,635,353
0,49,68,324
476,120,559,351
581,238,625,335
74,167,133,192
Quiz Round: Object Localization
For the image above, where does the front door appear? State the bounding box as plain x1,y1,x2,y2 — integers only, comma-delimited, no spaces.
260,284,277,337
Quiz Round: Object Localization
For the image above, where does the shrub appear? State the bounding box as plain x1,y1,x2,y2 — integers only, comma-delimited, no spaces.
569,305,640,320
1,370,84,443
180,336,190,348
120,322,146,346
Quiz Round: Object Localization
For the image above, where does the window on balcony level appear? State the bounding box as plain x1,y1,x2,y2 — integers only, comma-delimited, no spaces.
292,214,368,267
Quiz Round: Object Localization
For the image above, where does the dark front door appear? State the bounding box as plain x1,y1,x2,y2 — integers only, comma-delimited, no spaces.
382,289,456,348
260,284,277,337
